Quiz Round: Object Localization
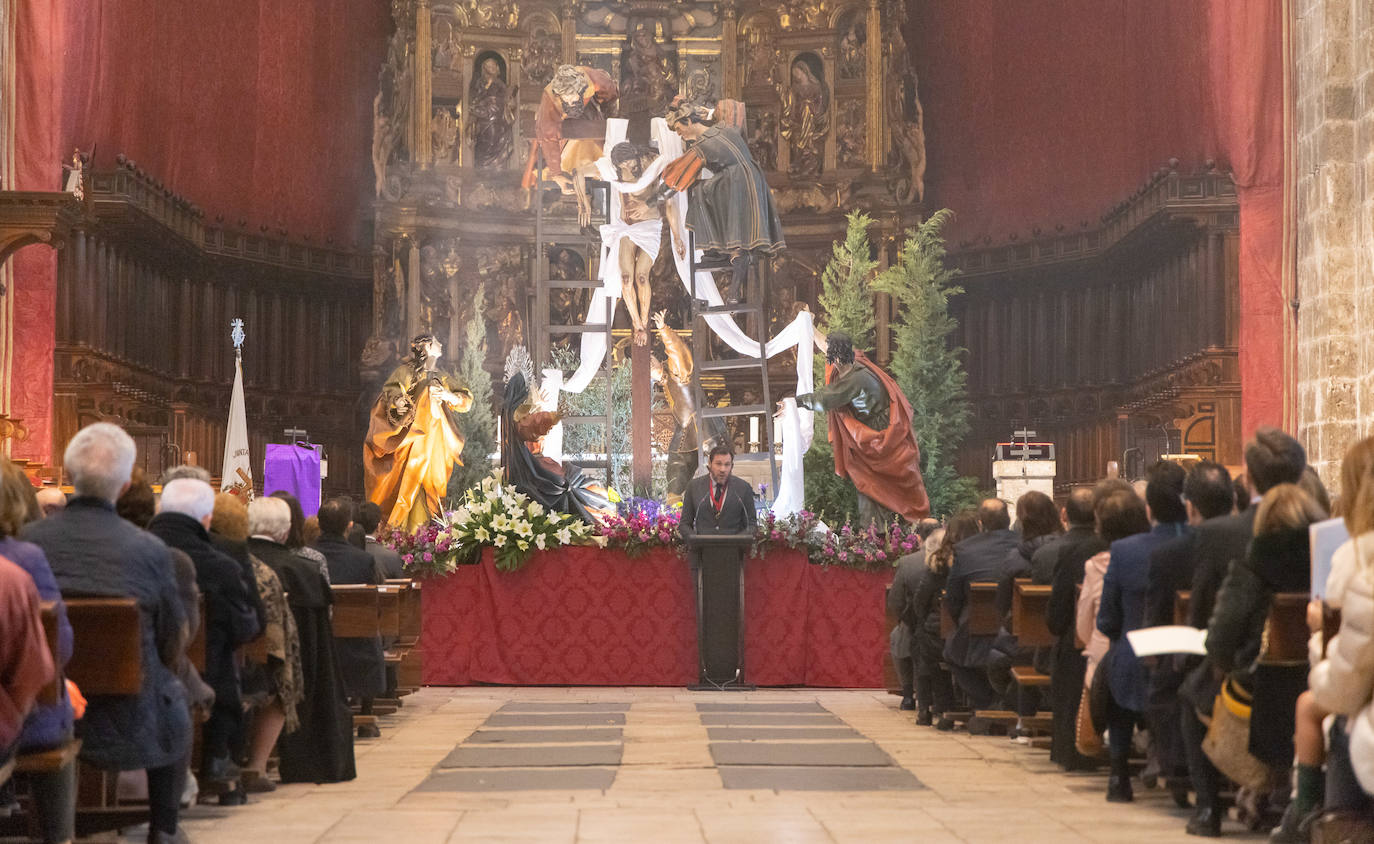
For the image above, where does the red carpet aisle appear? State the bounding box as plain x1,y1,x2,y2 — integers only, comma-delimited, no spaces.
420,548,890,687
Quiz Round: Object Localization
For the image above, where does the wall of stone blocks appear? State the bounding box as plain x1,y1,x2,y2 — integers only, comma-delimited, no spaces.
1296,0,1374,494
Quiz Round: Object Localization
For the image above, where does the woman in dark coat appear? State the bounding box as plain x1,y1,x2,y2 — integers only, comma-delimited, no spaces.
989,492,1063,716
1207,483,1327,771
911,511,980,729
246,497,355,785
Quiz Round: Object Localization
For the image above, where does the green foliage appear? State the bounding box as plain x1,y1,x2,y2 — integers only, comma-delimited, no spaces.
871,209,980,519
802,438,858,525
447,285,497,498
816,211,878,353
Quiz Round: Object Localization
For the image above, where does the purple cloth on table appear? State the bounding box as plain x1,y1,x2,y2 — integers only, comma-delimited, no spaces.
265,444,321,517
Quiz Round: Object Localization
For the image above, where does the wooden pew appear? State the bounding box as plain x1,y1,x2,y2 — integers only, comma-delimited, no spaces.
35,601,60,706
1261,592,1311,664
882,585,902,696
967,582,1018,728
1012,581,1055,648
62,598,147,837
393,579,424,692
330,585,384,735
1174,590,1191,627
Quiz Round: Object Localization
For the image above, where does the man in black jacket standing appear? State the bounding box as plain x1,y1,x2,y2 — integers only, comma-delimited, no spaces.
313,497,387,737
943,498,1019,714
148,478,262,798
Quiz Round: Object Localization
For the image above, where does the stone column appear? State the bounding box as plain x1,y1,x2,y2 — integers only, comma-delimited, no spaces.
1295,0,1374,489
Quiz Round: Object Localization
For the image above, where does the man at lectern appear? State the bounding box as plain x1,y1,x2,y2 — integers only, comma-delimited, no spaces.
680,444,757,544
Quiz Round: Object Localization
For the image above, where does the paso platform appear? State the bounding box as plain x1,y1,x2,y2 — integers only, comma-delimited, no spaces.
419,547,890,687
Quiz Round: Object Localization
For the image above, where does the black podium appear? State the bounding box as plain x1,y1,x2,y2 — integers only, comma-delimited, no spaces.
687,533,755,690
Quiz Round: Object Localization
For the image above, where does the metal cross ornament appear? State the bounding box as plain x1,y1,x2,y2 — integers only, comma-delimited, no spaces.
1009,428,1037,460
230,318,245,350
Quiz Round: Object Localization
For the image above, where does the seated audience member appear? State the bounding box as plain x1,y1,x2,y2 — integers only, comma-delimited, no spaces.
21,423,192,844
1277,436,1374,839
0,553,53,759
943,498,1019,717
148,479,262,799
247,497,355,784
0,458,75,843
1096,460,1188,803
888,518,943,714
312,497,387,736
1208,483,1326,781
35,488,66,518
1045,486,1109,771
914,512,980,729
1143,461,1234,805
1181,427,1306,837
989,492,1062,718
210,493,302,794
1077,490,1148,742
359,501,405,580
270,492,330,583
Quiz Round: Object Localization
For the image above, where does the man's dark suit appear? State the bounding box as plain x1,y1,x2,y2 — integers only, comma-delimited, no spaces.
1180,506,1256,816
313,533,386,700
680,474,757,539
942,528,1018,707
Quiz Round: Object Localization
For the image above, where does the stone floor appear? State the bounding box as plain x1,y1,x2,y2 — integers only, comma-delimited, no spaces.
161,687,1265,843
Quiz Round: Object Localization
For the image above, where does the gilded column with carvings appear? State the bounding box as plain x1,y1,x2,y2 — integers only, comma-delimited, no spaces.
561,0,577,63
721,2,739,99
414,0,433,165
866,0,882,167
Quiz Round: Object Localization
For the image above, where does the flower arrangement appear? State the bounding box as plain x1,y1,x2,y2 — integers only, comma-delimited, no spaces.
599,497,684,559
385,475,594,575
754,510,918,570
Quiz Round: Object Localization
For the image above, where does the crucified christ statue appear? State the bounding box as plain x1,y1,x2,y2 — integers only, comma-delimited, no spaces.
574,141,686,346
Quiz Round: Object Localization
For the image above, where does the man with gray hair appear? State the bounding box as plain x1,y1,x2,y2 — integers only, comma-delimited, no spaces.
22,422,193,843
148,478,260,800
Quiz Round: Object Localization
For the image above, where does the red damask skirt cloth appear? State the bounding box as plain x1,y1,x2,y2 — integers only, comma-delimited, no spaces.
420,547,889,687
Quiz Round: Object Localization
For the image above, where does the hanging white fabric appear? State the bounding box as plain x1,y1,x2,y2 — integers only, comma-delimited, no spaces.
551,118,816,513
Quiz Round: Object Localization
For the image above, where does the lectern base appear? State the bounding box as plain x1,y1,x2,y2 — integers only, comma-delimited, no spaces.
689,534,753,689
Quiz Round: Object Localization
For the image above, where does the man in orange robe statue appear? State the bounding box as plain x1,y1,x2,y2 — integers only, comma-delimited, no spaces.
364,334,473,530
795,331,931,525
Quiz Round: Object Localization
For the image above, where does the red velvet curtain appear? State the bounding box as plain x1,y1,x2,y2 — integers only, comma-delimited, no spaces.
57,0,388,243
912,0,1289,435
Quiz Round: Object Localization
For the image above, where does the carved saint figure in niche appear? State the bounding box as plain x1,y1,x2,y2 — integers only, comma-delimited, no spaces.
524,24,561,86
432,17,461,71
838,15,866,80
742,25,776,87
620,21,676,117
548,247,590,328
836,99,866,168
779,55,828,177
432,105,460,162
523,64,619,193
747,110,777,172
483,258,525,362
889,62,926,203
365,334,473,530
468,53,515,170
683,68,716,109
419,242,455,336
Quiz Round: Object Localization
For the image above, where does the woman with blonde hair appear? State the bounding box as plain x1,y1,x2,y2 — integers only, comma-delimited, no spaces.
911,511,980,730
1206,479,1328,817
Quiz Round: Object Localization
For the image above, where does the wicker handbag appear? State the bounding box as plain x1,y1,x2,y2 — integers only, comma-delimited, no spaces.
1074,685,1105,758
1201,676,1271,791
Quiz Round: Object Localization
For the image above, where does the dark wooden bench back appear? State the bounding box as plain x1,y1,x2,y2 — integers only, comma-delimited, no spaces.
1012,581,1055,647
331,585,380,637
968,582,1000,636
378,584,401,638
1262,592,1310,664
939,591,955,638
1174,590,1192,627
65,598,142,696
394,579,421,642
37,601,60,706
